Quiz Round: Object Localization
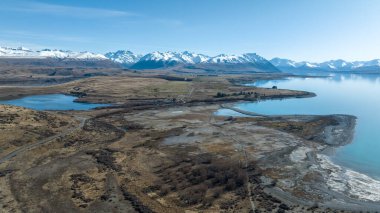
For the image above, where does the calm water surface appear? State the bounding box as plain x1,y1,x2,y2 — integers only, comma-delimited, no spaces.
0,94,109,110
217,74,380,180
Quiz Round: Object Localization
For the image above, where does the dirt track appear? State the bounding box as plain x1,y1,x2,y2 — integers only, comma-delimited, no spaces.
0,116,86,164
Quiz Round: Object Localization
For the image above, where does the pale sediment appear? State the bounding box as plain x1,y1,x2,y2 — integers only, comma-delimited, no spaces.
318,154,380,202
218,104,380,211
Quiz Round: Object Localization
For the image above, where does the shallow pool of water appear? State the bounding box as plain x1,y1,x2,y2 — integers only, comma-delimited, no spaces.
216,74,380,180
0,94,110,110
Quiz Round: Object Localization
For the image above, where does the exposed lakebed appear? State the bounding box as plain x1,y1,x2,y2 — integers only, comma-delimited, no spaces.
0,94,110,110
217,74,380,201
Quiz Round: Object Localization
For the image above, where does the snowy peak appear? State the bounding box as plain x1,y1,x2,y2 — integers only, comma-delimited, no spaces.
302,62,319,68
105,50,142,64
271,58,380,72
139,51,182,62
69,51,107,60
0,47,107,60
207,53,267,64
270,58,298,67
178,51,210,63
38,49,106,60
270,58,320,68
208,54,237,63
0,46,37,57
319,60,352,70
360,59,380,67
243,53,267,63
137,51,211,64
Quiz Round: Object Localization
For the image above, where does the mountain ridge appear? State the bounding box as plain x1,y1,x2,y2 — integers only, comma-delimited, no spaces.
2,46,379,72
0,47,107,60
270,58,380,72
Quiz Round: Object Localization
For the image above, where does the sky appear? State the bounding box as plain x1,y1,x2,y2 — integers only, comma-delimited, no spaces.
0,0,380,62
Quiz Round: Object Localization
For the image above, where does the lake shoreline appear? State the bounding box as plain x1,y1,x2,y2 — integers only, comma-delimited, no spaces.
2,74,380,212
0,94,110,111
216,76,380,211
217,104,380,210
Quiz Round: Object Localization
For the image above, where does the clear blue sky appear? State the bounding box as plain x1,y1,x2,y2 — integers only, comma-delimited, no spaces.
0,0,379,62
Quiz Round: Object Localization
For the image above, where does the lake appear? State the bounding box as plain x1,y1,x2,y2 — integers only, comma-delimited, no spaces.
216,74,380,181
0,94,109,110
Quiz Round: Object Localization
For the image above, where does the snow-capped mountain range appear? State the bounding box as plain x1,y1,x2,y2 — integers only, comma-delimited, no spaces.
0,47,107,60
104,50,278,71
105,51,270,65
1,46,379,72
270,58,380,72
103,49,279,71
104,50,380,72
0,47,278,72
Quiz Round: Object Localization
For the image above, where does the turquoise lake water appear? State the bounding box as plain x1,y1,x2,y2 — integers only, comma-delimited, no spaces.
217,74,380,180
0,94,109,110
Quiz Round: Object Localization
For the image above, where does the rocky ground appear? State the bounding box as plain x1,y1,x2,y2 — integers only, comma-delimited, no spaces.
0,102,372,212
0,72,378,212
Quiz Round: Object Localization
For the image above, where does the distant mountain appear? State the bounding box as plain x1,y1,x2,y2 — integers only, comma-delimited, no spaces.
270,58,299,68
201,53,279,73
0,46,34,58
208,53,263,64
9,46,379,73
271,58,380,73
0,47,107,60
105,50,142,66
130,51,211,69
130,51,279,72
0,47,281,72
